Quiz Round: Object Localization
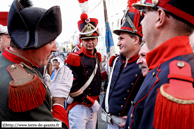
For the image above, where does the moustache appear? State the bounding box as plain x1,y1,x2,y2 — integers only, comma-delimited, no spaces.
138,64,148,69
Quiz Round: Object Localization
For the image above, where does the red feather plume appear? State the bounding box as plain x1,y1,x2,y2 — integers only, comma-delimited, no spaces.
127,0,140,8
78,0,88,3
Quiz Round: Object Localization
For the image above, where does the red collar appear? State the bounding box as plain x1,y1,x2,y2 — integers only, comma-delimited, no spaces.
128,52,139,63
2,48,39,68
120,52,139,64
146,36,193,70
81,46,96,57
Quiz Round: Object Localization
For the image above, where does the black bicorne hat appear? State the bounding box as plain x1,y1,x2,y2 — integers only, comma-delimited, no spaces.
8,0,62,50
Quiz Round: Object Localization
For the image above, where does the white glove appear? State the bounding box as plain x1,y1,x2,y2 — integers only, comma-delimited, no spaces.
91,100,100,113
49,66,73,98
0,25,8,34
44,73,51,87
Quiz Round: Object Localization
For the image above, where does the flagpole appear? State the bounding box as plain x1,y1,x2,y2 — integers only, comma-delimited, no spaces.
103,0,108,23
103,0,109,76
103,0,116,75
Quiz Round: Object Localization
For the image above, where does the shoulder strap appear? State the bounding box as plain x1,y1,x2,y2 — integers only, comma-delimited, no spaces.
7,63,46,112
66,52,82,67
153,60,194,129
80,54,99,91
105,56,119,113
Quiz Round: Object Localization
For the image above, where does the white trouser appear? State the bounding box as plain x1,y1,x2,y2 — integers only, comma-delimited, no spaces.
68,104,97,129
107,123,124,129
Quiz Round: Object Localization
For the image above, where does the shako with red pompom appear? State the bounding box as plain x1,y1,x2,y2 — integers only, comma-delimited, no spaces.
113,0,144,37
80,13,88,22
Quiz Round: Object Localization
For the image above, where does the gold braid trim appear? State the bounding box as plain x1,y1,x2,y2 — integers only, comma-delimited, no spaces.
81,23,99,36
69,89,83,97
160,85,194,104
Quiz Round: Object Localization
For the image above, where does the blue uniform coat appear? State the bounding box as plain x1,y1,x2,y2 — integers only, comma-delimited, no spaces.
125,36,194,129
102,53,144,116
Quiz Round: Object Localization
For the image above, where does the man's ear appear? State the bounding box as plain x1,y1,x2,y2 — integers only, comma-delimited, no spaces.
134,36,140,45
155,8,166,28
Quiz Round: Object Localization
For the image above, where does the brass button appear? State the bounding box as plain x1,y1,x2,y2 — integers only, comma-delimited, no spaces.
118,113,121,115
89,88,91,90
152,72,156,77
11,65,16,69
86,71,88,73
131,101,135,105
121,105,123,108
130,114,133,119
177,61,185,68
89,94,91,95
131,83,134,86
85,66,87,68
82,57,84,59
124,98,126,100
127,90,130,92
135,74,138,77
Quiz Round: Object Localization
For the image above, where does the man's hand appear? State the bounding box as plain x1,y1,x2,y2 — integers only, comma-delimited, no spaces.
119,116,127,127
49,66,73,98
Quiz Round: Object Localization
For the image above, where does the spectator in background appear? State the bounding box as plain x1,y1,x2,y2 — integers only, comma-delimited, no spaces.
64,56,67,65
101,55,107,71
101,55,108,92
51,57,62,80
0,12,10,53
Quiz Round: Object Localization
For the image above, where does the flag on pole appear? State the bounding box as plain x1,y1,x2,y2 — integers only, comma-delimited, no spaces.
105,21,116,57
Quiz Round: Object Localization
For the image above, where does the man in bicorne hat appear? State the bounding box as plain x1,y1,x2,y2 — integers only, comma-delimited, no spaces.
66,13,102,129
125,0,194,129
0,0,73,128
0,12,10,53
101,1,145,128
